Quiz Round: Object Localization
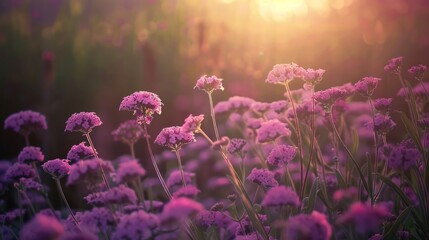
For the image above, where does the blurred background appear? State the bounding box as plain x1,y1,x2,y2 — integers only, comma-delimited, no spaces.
1,0,429,160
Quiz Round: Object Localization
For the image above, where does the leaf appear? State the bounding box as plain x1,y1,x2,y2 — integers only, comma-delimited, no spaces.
335,169,347,188
383,206,412,239
304,177,319,214
376,174,411,206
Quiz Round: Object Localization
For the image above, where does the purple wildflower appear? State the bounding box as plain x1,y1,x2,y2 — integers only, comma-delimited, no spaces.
262,186,300,208
270,100,289,114
236,214,268,236
111,120,144,145
408,64,427,79
313,87,349,111
166,170,194,192
267,144,297,167
84,185,137,206
256,119,291,143
5,163,36,182
194,75,224,93
20,213,64,240
266,63,306,84
154,126,195,150
354,77,381,97
384,56,404,72
285,211,332,240
72,207,115,235
227,138,247,155
373,98,392,113
42,159,71,179
66,142,96,163
182,114,204,133
213,100,231,115
66,158,113,186
18,146,44,164
245,117,263,129
337,202,390,235
119,91,163,125
247,168,278,189
16,178,43,192
369,113,396,135
228,96,255,114
65,112,102,134
172,185,201,198
0,209,26,223
251,102,271,115
112,210,159,240
388,140,421,170
196,210,232,230
303,68,325,89
4,110,47,136
116,159,146,184
161,197,204,222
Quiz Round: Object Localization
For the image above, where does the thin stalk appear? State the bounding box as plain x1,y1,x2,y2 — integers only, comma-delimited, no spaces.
129,143,136,159
54,178,81,230
31,162,57,216
285,167,297,192
240,155,246,183
143,123,172,199
368,97,379,198
19,190,36,216
284,82,304,198
131,178,146,209
328,111,370,195
84,133,111,190
207,93,221,141
174,149,187,188
302,88,317,196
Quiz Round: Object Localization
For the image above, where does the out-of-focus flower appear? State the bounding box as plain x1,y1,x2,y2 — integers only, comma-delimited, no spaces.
65,112,102,134
270,100,289,114
112,210,159,240
85,185,137,206
266,63,306,84
408,64,427,79
388,140,421,171
18,146,44,164
373,98,392,114
368,113,396,135
266,144,297,167
155,126,195,150
247,168,278,189
42,159,71,179
0,209,26,224
354,77,381,97
70,207,115,235
211,136,230,150
116,159,146,184
172,185,201,199
313,87,349,111
161,197,204,222
4,110,47,136
303,68,325,90
112,120,144,145
5,163,36,182
251,102,271,115
194,75,224,93
285,211,332,240
16,178,43,192
66,158,113,186
20,213,64,240
384,56,404,73
256,119,291,143
262,186,300,208
228,96,255,114
196,210,233,230
67,142,96,164
337,202,390,235
119,91,163,125
182,114,204,133
227,138,247,155
166,170,194,192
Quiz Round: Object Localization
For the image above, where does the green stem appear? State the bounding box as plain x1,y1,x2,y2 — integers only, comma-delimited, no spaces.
54,178,81,230
208,93,221,141
85,133,111,190
130,143,136,159
174,149,187,188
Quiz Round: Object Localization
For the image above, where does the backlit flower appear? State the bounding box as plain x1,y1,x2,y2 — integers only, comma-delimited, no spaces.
65,112,102,134
155,126,195,150
194,75,224,93
119,91,163,125
4,110,47,136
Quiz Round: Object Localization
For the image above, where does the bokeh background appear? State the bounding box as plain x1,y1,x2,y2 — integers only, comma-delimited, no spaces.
1,0,429,161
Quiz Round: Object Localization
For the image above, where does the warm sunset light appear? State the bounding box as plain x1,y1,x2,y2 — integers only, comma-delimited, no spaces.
1,1,429,239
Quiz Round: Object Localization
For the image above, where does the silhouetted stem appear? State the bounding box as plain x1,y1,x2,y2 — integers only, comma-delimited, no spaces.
84,133,111,190
208,93,220,141
19,190,36,216
174,149,187,188
302,88,317,196
55,178,81,230
143,124,172,199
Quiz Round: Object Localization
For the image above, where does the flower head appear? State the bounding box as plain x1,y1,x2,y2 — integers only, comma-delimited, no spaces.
84,185,137,206
5,163,36,182
20,213,64,240
112,210,159,240
65,112,102,134
388,140,421,171
182,114,204,133
227,138,247,155
18,146,44,164
172,185,201,199
154,126,195,150
112,120,144,145
367,113,396,135
167,170,195,192
116,159,146,184
66,158,114,186
71,207,115,235
373,98,392,113
194,75,224,93
161,197,204,222
262,186,300,208
303,68,325,89
408,64,427,79
313,87,349,111
270,100,289,114
42,159,71,179
66,142,96,164
354,77,381,97
266,63,306,84
119,91,163,125
256,119,291,143
247,168,278,189
4,110,47,136
285,211,332,240
267,144,297,167
0,209,26,224
384,56,404,73
251,102,271,115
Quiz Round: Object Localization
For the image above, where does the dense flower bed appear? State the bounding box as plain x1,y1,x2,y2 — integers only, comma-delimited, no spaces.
1,57,428,240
